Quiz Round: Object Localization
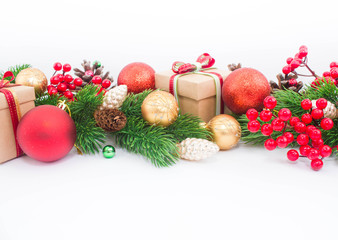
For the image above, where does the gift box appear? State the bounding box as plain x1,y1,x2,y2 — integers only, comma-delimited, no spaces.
155,68,231,123
0,85,35,163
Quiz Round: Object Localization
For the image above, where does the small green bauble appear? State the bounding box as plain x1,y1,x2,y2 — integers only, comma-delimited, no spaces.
103,145,116,158
94,60,102,68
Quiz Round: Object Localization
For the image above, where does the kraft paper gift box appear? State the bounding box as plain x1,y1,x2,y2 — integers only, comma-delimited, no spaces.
0,86,35,163
155,69,231,123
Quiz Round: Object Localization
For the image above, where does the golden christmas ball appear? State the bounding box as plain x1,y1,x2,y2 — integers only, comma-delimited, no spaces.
207,114,241,150
15,68,48,95
141,90,179,127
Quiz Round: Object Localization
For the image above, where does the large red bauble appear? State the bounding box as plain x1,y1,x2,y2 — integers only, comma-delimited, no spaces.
222,68,270,115
17,105,76,162
117,62,155,93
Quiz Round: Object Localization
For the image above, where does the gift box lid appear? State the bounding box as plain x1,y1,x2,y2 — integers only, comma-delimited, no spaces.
0,86,35,110
155,69,230,101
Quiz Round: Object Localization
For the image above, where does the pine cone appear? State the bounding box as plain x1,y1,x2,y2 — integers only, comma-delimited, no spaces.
270,73,303,93
100,85,128,110
94,109,127,132
73,60,114,88
178,138,219,161
312,100,338,119
228,63,242,71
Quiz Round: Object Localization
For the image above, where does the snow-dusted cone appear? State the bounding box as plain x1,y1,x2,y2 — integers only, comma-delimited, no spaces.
100,85,128,110
312,100,337,119
178,138,219,161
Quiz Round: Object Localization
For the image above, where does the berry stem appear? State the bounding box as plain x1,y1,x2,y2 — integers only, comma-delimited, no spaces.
53,70,57,77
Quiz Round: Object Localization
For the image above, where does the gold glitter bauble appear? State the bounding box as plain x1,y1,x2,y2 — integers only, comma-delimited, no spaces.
141,90,179,127
207,114,241,150
15,68,48,95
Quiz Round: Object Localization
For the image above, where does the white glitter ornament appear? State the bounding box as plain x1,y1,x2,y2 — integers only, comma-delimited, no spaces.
312,100,338,119
178,138,219,161
100,85,128,110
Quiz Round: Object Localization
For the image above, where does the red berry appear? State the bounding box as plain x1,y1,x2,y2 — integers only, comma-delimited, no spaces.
298,46,308,58
264,139,277,151
297,134,309,146
49,88,58,95
276,136,288,148
301,99,312,110
311,159,323,171
68,83,76,90
64,74,73,83
308,148,320,160
272,118,285,131
320,145,332,158
101,79,111,89
263,96,277,109
246,108,259,120
320,118,334,130
323,71,331,77
57,74,64,82
299,145,311,156
330,62,338,69
287,149,299,161
306,125,317,135
63,64,71,72
57,83,67,92
301,113,312,124
278,108,292,121
311,108,324,120
312,139,324,149
53,62,62,71
288,78,297,86
64,91,73,99
290,60,301,69
290,117,300,126
261,124,273,136
294,122,307,133
85,70,94,77
247,120,260,133
316,98,327,110
309,129,322,140
259,110,272,122
92,75,102,84
74,78,83,86
283,132,294,143
286,57,293,64
330,67,338,79
50,76,60,85
282,65,292,75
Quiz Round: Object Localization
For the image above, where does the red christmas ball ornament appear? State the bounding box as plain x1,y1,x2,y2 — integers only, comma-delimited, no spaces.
17,105,76,162
222,68,270,115
117,62,155,93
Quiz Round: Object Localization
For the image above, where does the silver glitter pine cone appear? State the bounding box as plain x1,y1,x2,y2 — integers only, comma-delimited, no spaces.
178,138,219,161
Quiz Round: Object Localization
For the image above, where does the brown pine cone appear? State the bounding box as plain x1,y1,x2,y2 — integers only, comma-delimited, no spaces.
94,109,127,132
73,60,114,88
228,63,242,71
270,73,303,93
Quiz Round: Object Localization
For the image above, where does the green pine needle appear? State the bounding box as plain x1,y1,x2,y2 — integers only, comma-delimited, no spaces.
119,89,153,118
113,117,179,167
0,64,31,82
35,92,66,106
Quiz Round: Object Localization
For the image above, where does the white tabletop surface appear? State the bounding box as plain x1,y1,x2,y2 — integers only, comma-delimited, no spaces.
1,0,338,239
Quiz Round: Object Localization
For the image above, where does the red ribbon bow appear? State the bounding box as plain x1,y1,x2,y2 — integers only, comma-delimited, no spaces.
172,53,215,74
0,71,15,88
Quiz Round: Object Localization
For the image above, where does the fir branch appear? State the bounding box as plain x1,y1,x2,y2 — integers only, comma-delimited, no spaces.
69,85,105,154
166,114,212,142
119,89,153,118
35,92,65,106
0,64,31,82
112,117,179,167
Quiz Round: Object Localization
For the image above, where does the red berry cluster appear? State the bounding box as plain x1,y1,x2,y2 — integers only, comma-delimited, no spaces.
282,45,309,76
318,62,338,87
246,96,335,171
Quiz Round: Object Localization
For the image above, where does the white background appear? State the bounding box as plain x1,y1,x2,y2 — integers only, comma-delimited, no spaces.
1,0,338,239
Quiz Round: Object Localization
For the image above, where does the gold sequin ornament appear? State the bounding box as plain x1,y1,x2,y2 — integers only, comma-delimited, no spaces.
15,68,48,95
178,138,219,161
207,114,241,150
141,90,179,127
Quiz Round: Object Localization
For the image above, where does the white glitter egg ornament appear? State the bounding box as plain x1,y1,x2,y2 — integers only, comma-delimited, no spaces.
178,138,219,161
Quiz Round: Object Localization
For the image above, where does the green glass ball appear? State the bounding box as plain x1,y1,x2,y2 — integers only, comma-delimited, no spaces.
94,60,102,68
103,145,115,158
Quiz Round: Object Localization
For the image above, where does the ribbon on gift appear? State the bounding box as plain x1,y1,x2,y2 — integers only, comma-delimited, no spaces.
0,71,23,157
169,53,224,115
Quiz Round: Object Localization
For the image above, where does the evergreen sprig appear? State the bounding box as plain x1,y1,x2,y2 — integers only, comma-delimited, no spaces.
113,117,179,167
119,89,153,118
0,64,31,82
69,85,105,154
166,114,212,142
35,92,66,106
